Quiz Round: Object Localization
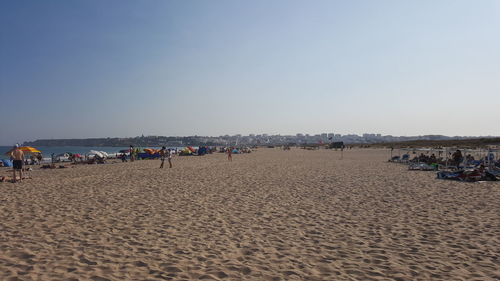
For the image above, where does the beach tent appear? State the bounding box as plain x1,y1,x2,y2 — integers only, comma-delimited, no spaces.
1,159,12,167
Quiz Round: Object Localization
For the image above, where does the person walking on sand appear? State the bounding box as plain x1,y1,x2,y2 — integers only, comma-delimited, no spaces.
227,147,232,162
10,144,24,183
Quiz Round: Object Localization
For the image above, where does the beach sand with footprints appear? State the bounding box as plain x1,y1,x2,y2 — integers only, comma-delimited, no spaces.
0,148,498,280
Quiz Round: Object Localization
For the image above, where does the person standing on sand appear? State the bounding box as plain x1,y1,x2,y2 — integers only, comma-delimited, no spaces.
167,149,173,168
452,149,463,169
130,145,135,162
159,146,167,168
227,147,232,161
10,144,24,183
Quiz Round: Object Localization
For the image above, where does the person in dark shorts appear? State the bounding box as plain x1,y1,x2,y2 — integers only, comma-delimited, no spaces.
10,144,24,183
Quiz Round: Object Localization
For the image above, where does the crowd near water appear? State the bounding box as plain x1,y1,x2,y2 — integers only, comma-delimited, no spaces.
0,146,187,164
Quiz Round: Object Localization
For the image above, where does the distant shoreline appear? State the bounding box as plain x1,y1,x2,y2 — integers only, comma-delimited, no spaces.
22,136,500,148
369,137,500,148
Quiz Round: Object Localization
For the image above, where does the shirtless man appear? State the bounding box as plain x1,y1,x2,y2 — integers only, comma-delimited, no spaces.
10,144,24,183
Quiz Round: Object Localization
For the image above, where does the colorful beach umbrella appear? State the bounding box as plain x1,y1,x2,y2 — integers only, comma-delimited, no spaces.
4,146,41,155
19,146,40,153
143,148,158,154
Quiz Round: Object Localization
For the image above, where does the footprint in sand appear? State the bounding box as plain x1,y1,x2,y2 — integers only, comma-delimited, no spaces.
90,276,111,281
133,260,148,267
79,256,97,266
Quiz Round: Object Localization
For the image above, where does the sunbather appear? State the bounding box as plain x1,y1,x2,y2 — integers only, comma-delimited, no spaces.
1,173,30,183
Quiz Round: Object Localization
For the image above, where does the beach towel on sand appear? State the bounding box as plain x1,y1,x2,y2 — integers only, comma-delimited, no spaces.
409,163,436,171
437,170,497,182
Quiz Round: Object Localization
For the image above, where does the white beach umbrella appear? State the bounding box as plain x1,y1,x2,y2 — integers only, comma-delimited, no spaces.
88,150,104,158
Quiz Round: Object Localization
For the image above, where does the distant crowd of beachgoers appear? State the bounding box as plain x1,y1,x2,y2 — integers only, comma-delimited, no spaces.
0,144,253,183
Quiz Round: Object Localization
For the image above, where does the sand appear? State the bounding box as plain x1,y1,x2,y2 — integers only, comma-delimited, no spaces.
0,148,498,281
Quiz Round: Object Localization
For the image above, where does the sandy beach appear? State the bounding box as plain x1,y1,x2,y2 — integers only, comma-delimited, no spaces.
0,148,498,281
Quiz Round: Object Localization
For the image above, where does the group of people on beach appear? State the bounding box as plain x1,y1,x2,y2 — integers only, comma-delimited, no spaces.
124,145,236,169
2,143,246,183
407,149,495,169
394,147,500,181
157,146,234,168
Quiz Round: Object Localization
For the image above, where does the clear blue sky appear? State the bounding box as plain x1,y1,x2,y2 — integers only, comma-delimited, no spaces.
1,0,499,145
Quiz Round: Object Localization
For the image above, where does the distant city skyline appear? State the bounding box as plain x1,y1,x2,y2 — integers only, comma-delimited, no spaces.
8,131,500,147
1,0,499,145
20,132,500,148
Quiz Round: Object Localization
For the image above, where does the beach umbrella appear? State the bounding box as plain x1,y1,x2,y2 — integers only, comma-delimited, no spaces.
143,148,157,154
4,146,41,155
20,146,41,153
88,150,104,158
